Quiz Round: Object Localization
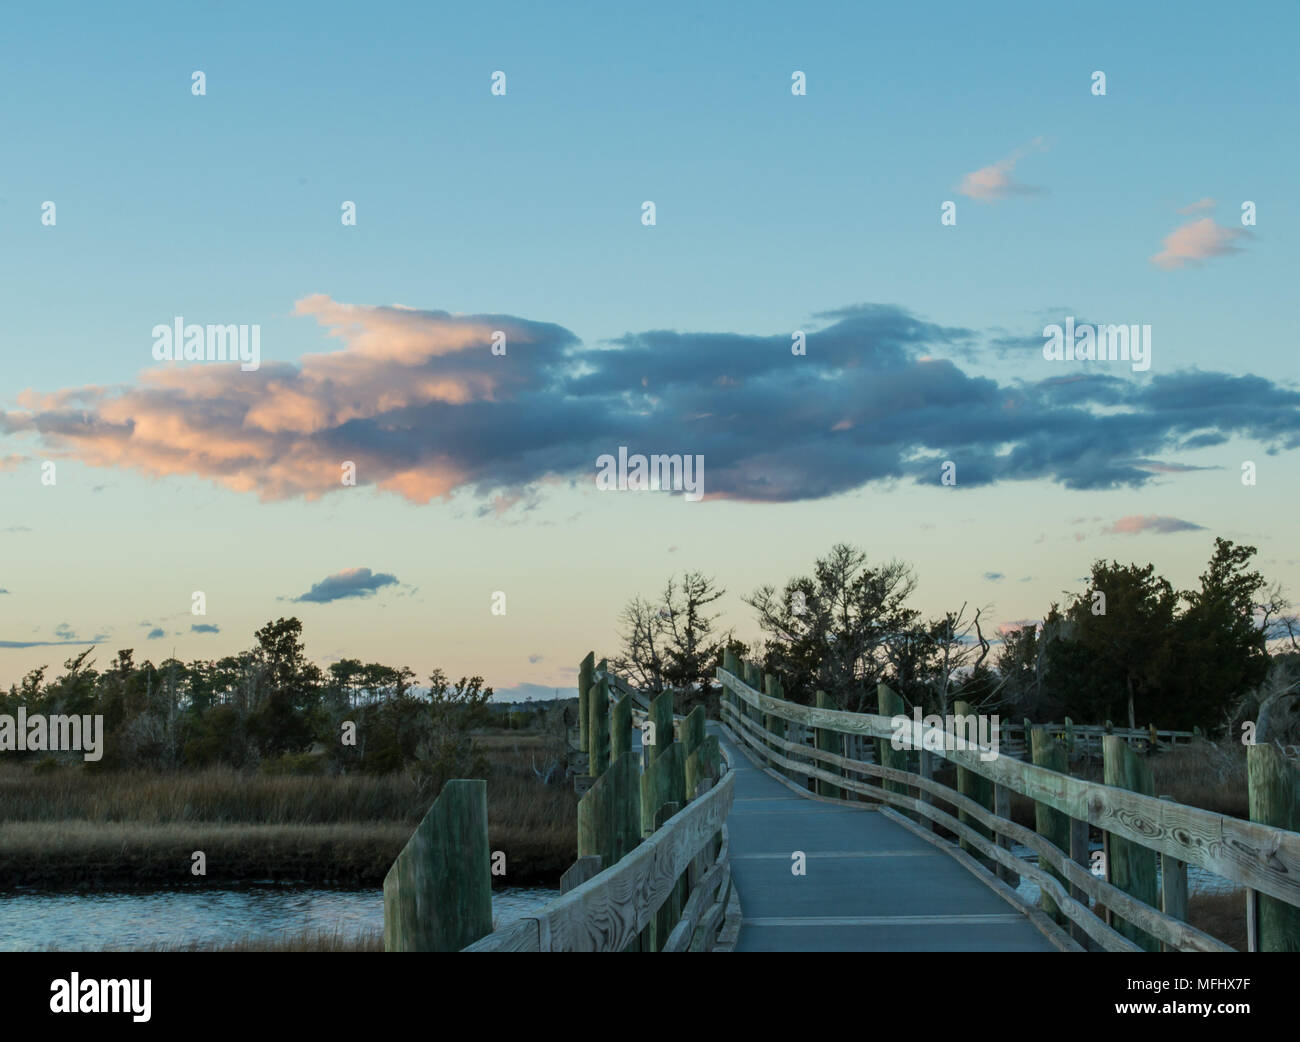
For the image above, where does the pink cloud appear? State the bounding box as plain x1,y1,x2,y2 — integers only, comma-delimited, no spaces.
0,297,574,505
1177,197,1216,215
957,138,1047,202
1106,515,1205,535
1150,217,1248,269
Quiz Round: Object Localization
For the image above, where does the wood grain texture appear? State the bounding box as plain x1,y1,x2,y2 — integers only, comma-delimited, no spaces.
720,699,1233,951
717,667,1300,909
383,779,492,952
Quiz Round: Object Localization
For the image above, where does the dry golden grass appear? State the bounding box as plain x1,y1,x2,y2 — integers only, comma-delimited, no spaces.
1188,890,1246,951
0,732,578,887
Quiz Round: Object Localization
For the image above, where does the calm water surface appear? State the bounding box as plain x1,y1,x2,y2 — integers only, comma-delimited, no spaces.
0,885,559,951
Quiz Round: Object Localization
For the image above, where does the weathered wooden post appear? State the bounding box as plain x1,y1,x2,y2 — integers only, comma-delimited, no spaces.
814,691,843,800
1068,815,1091,948
578,750,641,867
722,649,742,726
646,690,674,766
685,734,721,799
640,743,687,951
588,672,610,779
1246,743,1300,951
383,779,492,952
578,652,595,756
641,741,686,837
1063,716,1075,758
877,684,907,804
763,674,787,774
1030,727,1070,925
1102,735,1159,951
743,661,763,731
682,705,706,763
993,782,1018,887
1157,795,1189,952
610,693,633,766
953,700,993,851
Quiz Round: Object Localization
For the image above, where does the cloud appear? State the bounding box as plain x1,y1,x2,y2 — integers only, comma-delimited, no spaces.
1177,197,1216,215
191,623,220,634
53,622,76,640
957,138,1047,201
293,567,399,604
4,297,1300,507
983,572,1005,582
1150,217,1249,269
1105,515,1206,535
528,653,543,664
146,627,165,639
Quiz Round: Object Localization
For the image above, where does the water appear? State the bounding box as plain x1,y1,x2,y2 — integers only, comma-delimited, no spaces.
0,885,559,952
1009,841,1239,906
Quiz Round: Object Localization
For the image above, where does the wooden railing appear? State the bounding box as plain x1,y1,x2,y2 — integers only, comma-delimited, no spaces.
717,651,1300,953
384,654,739,952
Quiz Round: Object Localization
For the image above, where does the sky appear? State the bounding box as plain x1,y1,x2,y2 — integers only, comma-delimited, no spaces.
1,1,1298,700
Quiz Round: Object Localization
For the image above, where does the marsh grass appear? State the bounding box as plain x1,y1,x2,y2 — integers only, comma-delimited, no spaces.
0,729,577,887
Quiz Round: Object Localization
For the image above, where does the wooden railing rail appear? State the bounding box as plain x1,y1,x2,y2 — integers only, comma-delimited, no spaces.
717,658,1300,952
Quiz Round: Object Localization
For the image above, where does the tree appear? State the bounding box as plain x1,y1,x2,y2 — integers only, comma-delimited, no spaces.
1169,538,1270,727
660,572,727,694
746,543,919,710
1043,561,1177,729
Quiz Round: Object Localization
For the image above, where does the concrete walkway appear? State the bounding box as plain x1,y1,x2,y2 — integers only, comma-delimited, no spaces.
713,723,1057,952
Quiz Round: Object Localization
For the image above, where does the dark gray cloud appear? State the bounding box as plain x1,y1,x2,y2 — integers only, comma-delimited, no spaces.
293,567,399,604
4,299,1298,507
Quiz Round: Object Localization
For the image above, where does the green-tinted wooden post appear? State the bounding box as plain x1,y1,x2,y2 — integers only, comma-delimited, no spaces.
877,684,907,805
951,700,993,850
722,649,742,725
1148,722,1158,753
588,673,610,779
640,745,686,952
681,705,706,765
685,734,721,799
651,802,684,950
1022,718,1032,760
1247,744,1300,951
640,742,686,837
743,661,763,730
1030,727,1070,925
814,690,843,799
1102,735,1159,951
1157,795,1189,953
578,750,641,868
1063,716,1075,757
646,690,674,766
685,733,724,860
609,694,633,766
383,779,492,952
578,652,595,754
763,674,786,773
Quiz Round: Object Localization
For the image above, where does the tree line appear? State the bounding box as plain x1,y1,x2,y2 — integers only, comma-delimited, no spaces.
614,538,1300,742
0,617,493,790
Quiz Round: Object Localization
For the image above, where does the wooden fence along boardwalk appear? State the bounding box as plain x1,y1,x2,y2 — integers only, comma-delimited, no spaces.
380,650,1300,952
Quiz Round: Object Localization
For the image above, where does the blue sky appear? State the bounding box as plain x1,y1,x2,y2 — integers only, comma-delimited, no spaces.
2,1,1297,698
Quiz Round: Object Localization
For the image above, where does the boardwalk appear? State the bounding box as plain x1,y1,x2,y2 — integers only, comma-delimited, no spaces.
713,723,1057,952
